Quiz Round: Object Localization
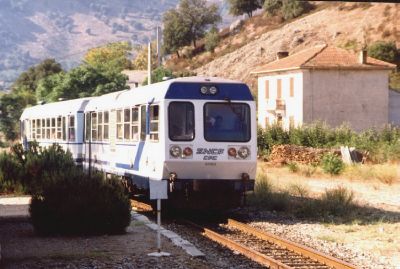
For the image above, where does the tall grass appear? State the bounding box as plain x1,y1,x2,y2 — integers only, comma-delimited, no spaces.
258,123,400,163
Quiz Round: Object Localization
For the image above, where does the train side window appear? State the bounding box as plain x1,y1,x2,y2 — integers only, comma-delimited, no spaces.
149,105,159,141
57,117,62,140
85,113,90,141
98,112,103,141
62,117,66,141
168,102,194,141
68,116,75,142
124,108,130,140
51,118,56,139
140,105,146,141
131,107,139,141
91,112,97,141
32,120,36,139
116,109,123,140
103,111,109,140
41,119,45,139
46,118,50,139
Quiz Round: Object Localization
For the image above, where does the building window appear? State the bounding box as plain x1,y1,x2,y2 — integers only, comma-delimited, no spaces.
290,77,294,97
277,79,282,99
265,117,269,127
289,116,295,128
149,105,159,141
62,117,66,141
131,107,139,141
265,80,269,99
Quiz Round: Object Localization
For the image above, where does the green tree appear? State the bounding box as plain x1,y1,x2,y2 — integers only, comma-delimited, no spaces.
84,41,132,71
36,65,128,102
367,41,398,64
142,66,174,85
227,0,264,18
178,0,221,48
0,93,26,140
0,59,63,141
12,59,63,94
162,9,191,57
264,0,311,20
204,27,220,53
131,43,158,70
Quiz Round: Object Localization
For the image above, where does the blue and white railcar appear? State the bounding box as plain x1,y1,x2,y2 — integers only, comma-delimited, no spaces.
20,97,92,163
20,77,256,204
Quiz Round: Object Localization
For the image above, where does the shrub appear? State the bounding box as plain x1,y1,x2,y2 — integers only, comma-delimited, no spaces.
263,0,312,20
0,152,25,193
287,162,299,173
321,153,344,175
319,186,355,216
249,174,290,211
367,41,398,64
205,27,220,53
30,169,131,236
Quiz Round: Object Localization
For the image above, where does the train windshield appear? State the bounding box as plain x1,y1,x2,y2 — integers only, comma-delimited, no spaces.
204,103,250,142
168,102,195,141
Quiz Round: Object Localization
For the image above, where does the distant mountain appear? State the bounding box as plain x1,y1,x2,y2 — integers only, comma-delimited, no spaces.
0,0,235,90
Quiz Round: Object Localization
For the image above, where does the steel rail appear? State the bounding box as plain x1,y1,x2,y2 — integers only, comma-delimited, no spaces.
227,219,358,269
184,220,291,269
131,199,153,212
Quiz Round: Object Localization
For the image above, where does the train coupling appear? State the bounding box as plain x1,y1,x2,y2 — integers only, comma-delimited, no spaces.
169,172,178,192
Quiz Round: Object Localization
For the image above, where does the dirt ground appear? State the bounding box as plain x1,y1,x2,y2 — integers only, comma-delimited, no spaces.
0,215,208,269
258,162,400,268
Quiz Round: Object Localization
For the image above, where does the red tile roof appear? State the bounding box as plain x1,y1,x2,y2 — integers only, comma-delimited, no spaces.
251,45,396,75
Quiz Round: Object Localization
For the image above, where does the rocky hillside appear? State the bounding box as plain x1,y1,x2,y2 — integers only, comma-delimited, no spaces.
194,3,399,92
0,0,235,90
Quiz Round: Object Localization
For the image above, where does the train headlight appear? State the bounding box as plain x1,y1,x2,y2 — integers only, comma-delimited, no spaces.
238,146,250,159
170,145,182,158
200,86,208,94
209,86,218,95
183,147,193,157
228,147,237,157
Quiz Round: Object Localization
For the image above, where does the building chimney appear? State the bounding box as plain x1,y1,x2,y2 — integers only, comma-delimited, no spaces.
359,50,367,64
276,51,289,60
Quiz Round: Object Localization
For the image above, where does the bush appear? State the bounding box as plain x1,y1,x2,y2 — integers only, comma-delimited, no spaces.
30,169,131,236
321,153,344,175
0,152,25,193
367,41,398,64
264,0,312,20
205,27,220,53
249,174,290,211
287,162,299,173
319,186,355,216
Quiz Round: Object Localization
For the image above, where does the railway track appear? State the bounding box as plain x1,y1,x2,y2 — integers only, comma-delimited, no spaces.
184,219,358,269
130,199,357,269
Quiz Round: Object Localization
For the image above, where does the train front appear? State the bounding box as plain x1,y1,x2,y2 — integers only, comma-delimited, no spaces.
163,79,257,207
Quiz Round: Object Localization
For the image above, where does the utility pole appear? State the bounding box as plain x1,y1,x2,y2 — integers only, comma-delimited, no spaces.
156,26,162,66
148,42,151,85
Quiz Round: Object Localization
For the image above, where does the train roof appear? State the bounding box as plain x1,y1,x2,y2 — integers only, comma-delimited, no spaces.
84,76,252,111
20,77,253,119
20,97,93,120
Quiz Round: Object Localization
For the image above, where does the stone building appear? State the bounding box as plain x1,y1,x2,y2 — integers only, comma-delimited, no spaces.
251,45,396,131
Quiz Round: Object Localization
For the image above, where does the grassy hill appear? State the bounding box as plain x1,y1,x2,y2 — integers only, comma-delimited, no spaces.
166,2,399,93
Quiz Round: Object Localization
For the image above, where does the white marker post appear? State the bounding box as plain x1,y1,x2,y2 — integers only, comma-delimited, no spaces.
148,179,170,257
